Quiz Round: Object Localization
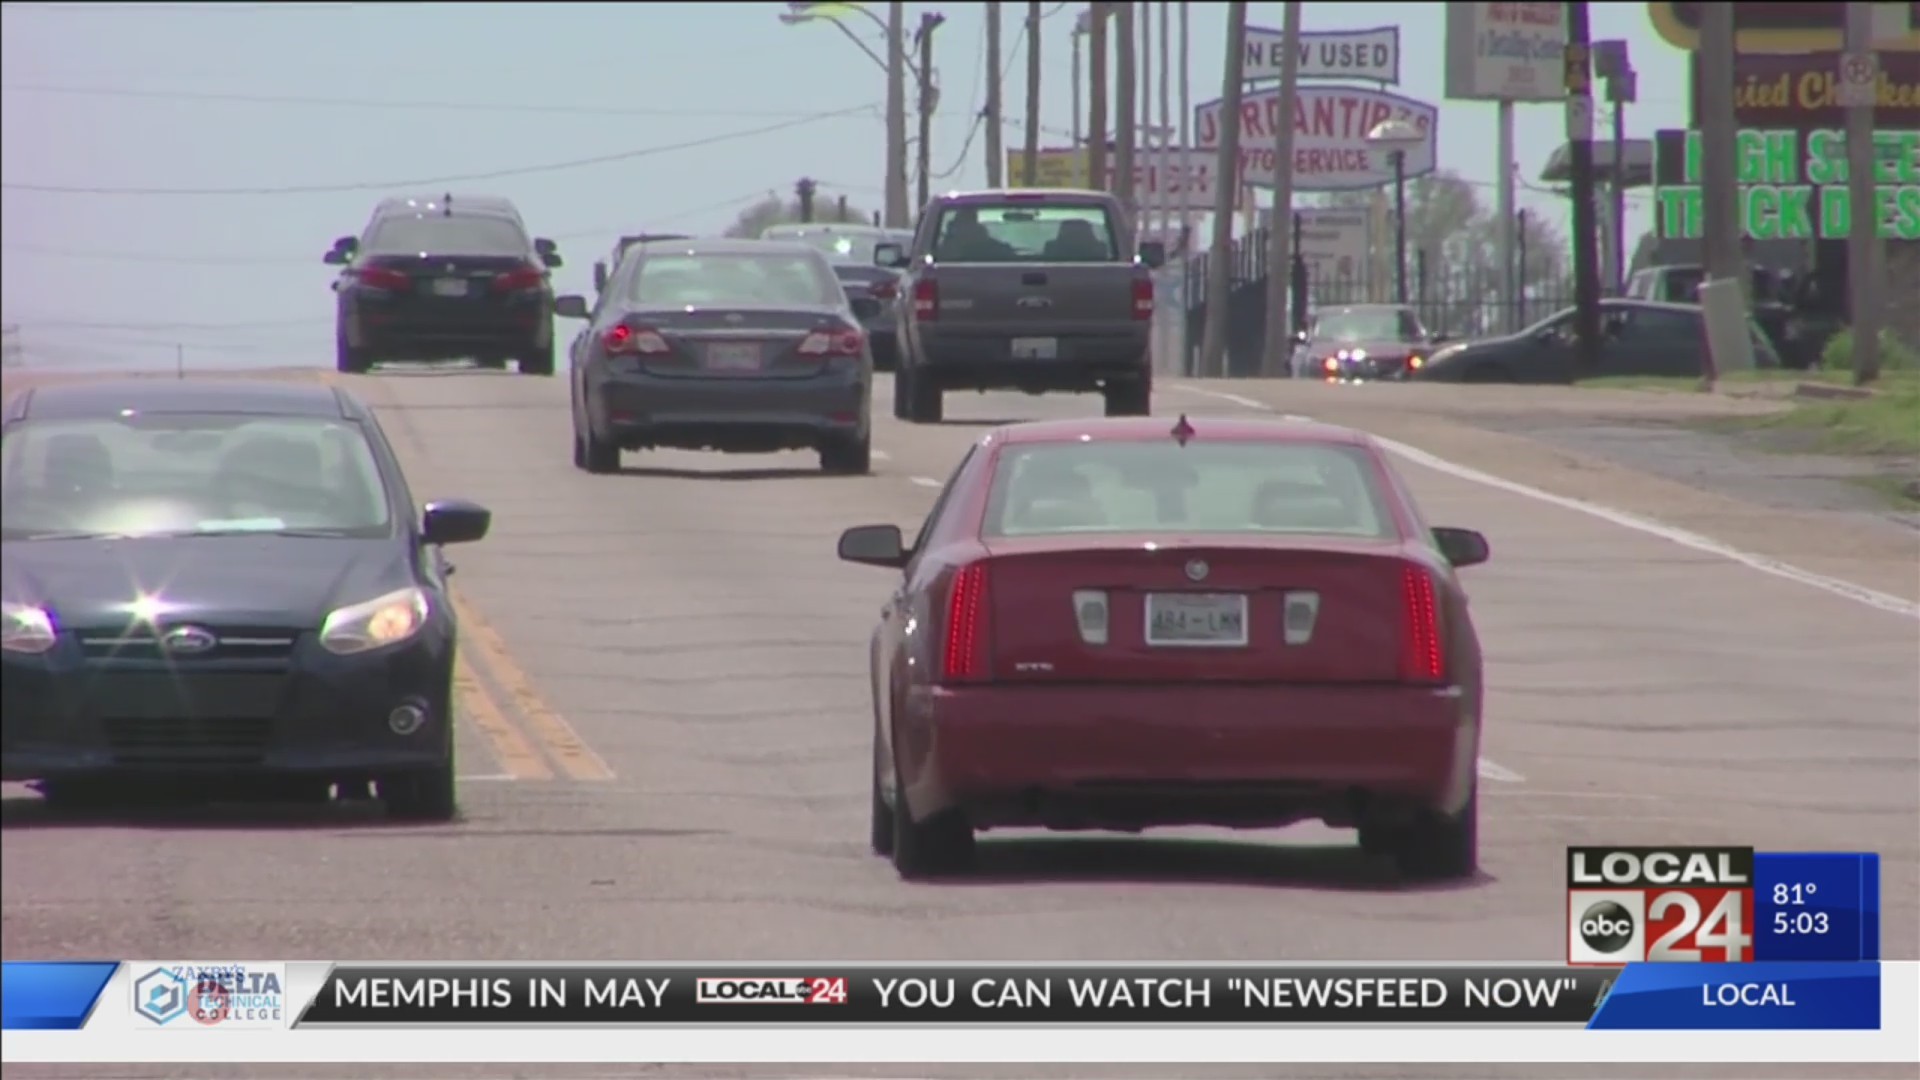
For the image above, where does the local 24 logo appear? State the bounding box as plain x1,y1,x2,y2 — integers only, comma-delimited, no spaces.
1566,846,1756,965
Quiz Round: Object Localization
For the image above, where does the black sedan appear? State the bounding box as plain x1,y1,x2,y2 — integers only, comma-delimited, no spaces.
560,238,881,475
0,378,492,820
1412,299,1783,383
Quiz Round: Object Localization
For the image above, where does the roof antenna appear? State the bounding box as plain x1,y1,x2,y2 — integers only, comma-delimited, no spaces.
1170,414,1195,447
443,192,453,216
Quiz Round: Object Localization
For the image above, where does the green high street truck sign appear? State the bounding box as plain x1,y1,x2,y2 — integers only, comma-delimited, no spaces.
1653,128,1920,241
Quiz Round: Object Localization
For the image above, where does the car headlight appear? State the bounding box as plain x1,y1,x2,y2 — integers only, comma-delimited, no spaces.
1,600,59,655
318,587,430,656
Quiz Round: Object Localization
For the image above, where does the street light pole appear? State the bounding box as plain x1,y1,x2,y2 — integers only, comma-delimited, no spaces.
1391,150,1408,304
916,12,944,210
884,2,908,227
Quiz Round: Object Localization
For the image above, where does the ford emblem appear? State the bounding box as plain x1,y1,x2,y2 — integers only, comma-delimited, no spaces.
1185,559,1209,582
161,625,218,655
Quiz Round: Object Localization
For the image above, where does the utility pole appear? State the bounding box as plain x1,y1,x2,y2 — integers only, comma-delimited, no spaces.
916,13,944,210
1564,1,1603,377
1114,2,1137,214
1176,0,1192,375
884,1,909,228
1699,3,1746,303
1198,0,1248,379
795,177,818,222
1844,2,1883,385
1139,2,1152,237
985,2,1004,186
1155,0,1172,375
1087,2,1109,190
1024,1,1042,186
1260,2,1301,375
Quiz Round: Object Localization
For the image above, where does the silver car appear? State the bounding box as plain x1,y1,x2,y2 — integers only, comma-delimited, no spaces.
558,239,877,475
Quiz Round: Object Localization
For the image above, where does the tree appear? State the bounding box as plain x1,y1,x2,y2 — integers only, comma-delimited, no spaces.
1310,169,1570,335
723,195,877,239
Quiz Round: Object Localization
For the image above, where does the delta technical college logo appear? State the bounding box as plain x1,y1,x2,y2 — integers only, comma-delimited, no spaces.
132,964,286,1029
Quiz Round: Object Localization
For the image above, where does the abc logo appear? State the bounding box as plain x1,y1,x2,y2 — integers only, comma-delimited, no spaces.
1579,900,1637,954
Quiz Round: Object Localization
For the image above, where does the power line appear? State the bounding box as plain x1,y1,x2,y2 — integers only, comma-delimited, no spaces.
0,82,887,122
2,105,879,196
935,3,1038,181
3,2,356,10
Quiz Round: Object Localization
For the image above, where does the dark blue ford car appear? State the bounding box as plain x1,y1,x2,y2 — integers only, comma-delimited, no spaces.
0,378,492,820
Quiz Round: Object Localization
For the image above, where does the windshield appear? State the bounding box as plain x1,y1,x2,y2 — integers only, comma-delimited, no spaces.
627,251,843,307
366,215,529,256
1310,308,1426,343
761,227,886,266
984,441,1398,539
0,413,394,541
935,202,1119,263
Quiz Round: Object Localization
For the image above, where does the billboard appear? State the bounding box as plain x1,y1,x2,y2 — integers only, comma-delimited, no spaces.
1691,51,1920,129
1194,85,1439,191
1651,127,1920,240
1245,25,1401,85
1004,148,1248,211
1647,2,1920,54
1443,3,1569,102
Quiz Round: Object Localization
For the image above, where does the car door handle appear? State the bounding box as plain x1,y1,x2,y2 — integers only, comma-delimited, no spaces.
1021,271,1048,286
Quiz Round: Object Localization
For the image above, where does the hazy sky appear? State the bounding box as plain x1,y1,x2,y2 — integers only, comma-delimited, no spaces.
0,1,1691,368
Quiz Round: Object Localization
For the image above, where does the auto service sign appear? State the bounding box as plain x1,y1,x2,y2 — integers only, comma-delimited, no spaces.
1194,85,1439,192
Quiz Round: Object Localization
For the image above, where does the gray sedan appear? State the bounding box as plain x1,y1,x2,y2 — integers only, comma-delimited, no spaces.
559,239,878,475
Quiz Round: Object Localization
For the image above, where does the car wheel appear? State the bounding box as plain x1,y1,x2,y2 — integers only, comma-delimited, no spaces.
872,337,899,373
1390,786,1479,882
519,343,556,377
335,334,372,375
906,370,943,424
382,761,457,823
869,737,895,857
578,417,620,474
819,431,872,475
1103,377,1152,417
571,428,587,469
891,370,912,420
889,757,974,879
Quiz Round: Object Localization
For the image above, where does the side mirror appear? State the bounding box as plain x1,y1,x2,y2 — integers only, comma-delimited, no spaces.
422,499,492,546
553,294,591,319
540,251,564,269
1137,240,1167,269
592,262,608,291
1432,526,1489,569
323,249,349,266
533,238,558,256
332,236,358,254
849,296,882,322
837,523,907,568
873,243,908,269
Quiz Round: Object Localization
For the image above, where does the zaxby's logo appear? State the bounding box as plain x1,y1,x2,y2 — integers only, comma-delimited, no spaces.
132,964,286,1029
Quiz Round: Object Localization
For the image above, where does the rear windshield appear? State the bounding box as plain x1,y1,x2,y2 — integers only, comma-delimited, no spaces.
1,413,393,540
934,201,1119,263
1310,308,1426,343
762,227,886,266
983,441,1399,539
366,214,529,256
627,251,843,307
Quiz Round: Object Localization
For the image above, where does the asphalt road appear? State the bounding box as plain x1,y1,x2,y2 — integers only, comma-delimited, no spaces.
2,367,1916,1080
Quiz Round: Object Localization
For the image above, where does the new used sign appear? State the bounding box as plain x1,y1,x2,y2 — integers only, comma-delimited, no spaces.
1194,85,1439,191
1245,25,1401,85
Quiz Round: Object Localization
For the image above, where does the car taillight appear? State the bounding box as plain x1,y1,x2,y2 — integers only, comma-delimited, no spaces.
492,265,544,292
798,326,865,357
870,280,898,300
1400,565,1445,684
941,562,990,683
604,324,670,355
357,267,412,291
913,278,939,320
1132,276,1153,320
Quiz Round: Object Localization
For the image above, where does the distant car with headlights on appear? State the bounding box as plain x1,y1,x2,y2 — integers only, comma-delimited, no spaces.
1,378,493,820
1290,304,1445,381
559,238,881,475
760,222,906,371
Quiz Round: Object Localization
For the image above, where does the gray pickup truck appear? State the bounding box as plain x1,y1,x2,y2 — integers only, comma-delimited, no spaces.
875,188,1165,423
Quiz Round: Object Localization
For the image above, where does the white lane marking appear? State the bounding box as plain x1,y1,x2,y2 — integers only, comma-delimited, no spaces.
457,774,518,783
1477,758,1525,783
1166,382,1920,620
909,476,942,488
872,449,891,461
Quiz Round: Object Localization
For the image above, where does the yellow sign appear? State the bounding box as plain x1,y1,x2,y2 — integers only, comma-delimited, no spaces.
1647,3,1920,54
1005,149,1091,188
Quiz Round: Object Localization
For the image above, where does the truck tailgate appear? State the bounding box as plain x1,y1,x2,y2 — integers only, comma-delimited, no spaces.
930,264,1142,333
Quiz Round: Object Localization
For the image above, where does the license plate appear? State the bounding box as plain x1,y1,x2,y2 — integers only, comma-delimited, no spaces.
704,342,762,371
1146,593,1248,647
1011,337,1058,360
431,277,469,297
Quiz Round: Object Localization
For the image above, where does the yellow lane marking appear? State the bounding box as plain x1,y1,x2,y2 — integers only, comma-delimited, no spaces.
450,589,616,782
455,650,553,781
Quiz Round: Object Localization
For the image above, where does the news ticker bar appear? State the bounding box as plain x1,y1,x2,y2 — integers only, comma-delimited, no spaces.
0,962,1884,1032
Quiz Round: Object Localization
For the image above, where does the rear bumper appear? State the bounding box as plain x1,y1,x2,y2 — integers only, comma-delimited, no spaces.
591,372,868,452
900,682,1477,830
915,327,1149,392
1,639,455,783
344,298,549,356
